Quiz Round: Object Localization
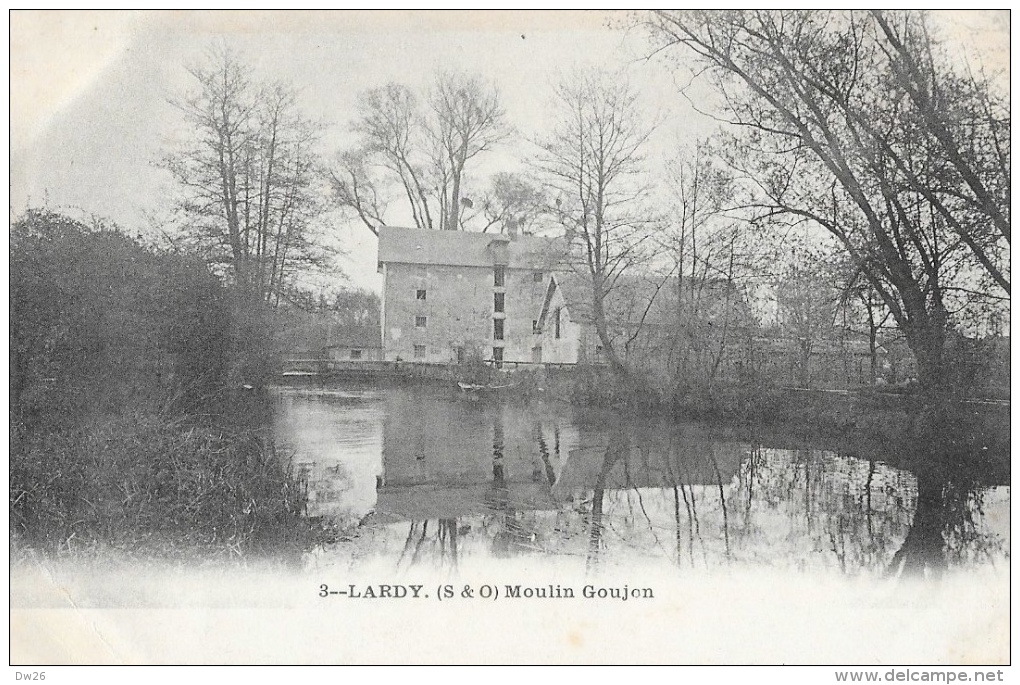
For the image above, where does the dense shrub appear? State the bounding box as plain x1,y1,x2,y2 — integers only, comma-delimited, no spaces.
11,211,232,423
10,210,318,560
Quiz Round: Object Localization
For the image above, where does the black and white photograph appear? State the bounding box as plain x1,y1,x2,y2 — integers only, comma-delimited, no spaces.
9,10,1011,671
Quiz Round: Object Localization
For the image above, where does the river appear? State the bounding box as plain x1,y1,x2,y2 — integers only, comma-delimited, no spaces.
272,383,1009,578
8,382,1010,664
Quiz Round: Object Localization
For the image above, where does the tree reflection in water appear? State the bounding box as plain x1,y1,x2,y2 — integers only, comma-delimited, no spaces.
885,438,1007,579
572,421,1004,578
585,430,626,572
277,388,1006,578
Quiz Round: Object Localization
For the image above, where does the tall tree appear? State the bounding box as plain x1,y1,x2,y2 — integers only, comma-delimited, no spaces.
163,45,327,304
428,71,509,230
771,244,849,387
662,141,760,389
332,72,508,233
535,69,659,377
647,10,1010,409
328,148,388,236
349,83,435,231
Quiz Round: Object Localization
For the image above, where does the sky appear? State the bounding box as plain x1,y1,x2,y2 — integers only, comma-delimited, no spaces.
9,10,1011,293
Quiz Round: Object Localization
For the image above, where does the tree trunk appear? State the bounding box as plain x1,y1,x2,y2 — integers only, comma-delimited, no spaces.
901,316,950,425
866,298,879,384
447,142,468,230
591,294,629,381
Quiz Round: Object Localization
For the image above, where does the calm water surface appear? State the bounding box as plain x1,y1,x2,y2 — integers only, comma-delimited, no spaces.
272,384,1009,577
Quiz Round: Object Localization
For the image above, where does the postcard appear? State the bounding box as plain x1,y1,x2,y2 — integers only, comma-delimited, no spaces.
9,9,1010,671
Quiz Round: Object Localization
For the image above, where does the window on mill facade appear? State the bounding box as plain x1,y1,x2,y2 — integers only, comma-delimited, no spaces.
493,319,504,341
415,315,427,328
494,266,506,287
494,292,505,313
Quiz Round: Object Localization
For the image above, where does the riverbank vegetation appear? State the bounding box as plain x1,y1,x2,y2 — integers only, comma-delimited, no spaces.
10,210,322,562
500,363,1010,476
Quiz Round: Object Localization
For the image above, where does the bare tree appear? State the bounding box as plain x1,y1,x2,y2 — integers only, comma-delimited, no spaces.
428,71,509,230
328,148,387,236
647,10,1010,410
771,244,848,387
350,83,435,230
163,45,326,304
536,69,659,378
332,71,508,232
844,278,895,384
662,141,759,389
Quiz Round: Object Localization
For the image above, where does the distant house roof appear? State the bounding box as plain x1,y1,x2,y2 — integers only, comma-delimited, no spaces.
751,336,884,356
377,225,564,270
540,271,755,330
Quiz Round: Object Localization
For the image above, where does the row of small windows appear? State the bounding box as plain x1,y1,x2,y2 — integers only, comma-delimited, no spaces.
414,271,542,299
411,272,547,340
417,318,547,341
410,267,544,363
415,315,552,338
414,317,515,341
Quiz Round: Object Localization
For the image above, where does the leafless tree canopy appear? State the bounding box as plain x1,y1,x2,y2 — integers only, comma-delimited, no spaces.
331,72,508,233
163,45,327,304
477,171,548,234
429,71,510,231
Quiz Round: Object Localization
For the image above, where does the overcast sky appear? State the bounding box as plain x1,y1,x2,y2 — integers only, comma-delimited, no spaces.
9,10,1010,293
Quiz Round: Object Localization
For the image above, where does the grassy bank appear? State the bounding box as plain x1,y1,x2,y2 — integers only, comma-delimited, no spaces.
10,404,316,564
10,211,328,564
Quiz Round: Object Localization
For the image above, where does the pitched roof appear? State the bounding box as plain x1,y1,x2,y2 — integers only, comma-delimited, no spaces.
540,271,755,329
377,225,563,270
